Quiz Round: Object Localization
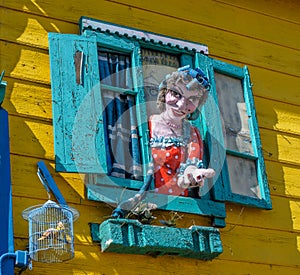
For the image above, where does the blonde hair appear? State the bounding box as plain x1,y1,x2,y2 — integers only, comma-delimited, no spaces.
156,70,208,120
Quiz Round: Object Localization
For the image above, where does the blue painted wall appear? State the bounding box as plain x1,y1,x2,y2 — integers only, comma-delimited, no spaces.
0,107,14,274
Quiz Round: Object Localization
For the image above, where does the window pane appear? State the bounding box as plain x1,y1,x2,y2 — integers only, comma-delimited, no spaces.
98,49,133,89
98,49,143,180
141,48,180,116
227,154,261,198
215,72,254,155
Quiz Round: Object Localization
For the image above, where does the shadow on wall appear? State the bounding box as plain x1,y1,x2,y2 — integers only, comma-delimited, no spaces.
0,1,86,196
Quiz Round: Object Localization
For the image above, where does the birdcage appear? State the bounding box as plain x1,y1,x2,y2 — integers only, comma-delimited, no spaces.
22,200,79,263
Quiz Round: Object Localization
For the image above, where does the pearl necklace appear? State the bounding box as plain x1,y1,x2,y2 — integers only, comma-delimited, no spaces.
161,112,183,130
165,120,182,129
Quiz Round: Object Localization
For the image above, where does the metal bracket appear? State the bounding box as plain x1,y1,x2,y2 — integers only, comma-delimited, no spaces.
37,161,67,206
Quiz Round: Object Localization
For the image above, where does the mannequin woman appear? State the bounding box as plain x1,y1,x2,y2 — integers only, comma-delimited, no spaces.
111,66,215,218
149,66,215,197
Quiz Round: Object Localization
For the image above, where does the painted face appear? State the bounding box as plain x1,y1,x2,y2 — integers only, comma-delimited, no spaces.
164,82,201,119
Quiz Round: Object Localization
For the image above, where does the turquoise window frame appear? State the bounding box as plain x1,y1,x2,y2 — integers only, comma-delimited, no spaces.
48,32,150,186
48,17,271,228
87,30,151,188
197,54,272,210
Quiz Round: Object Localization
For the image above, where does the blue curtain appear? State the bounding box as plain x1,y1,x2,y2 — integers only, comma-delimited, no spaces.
98,51,142,180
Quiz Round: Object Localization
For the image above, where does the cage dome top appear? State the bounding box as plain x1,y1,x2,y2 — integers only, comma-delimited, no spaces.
22,200,80,222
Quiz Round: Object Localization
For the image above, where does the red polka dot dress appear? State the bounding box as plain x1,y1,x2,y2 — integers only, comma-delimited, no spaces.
149,119,204,197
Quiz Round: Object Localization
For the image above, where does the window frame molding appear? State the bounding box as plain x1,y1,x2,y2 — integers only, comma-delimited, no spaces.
197,54,272,210
79,16,209,55
80,22,227,226
48,17,272,230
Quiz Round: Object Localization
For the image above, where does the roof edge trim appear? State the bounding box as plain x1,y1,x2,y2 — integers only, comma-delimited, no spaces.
80,17,209,54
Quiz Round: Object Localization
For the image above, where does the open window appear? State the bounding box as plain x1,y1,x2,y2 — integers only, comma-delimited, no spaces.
48,17,271,227
197,54,271,209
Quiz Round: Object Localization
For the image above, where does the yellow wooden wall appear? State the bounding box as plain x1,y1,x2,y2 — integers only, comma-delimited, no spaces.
1,0,300,274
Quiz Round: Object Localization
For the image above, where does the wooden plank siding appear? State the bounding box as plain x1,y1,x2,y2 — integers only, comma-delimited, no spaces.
0,0,299,274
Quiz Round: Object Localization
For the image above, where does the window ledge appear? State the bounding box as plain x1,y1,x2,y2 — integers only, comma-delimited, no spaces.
90,219,223,260
86,184,227,225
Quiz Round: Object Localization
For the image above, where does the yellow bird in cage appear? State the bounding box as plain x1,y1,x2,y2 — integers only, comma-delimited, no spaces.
38,221,71,243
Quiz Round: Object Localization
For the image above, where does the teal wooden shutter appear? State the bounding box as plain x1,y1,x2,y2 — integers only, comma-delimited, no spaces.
48,33,107,173
196,53,227,202
132,46,151,178
179,53,225,226
196,53,271,210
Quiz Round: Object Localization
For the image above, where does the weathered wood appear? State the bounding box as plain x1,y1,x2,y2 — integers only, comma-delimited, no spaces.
219,225,300,266
0,7,77,49
1,2,299,76
8,115,54,159
1,0,300,273
260,128,300,166
12,196,300,267
0,41,50,84
249,66,300,106
2,78,52,120
13,216,300,267
219,0,300,23
4,0,299,51
10,155,99,206
3,78,299,137
255,96,300,136
86,183,226,219
117,0,300,50
225,195,300,233
265,160,300,199
8,114,300,166
14,235,300,274
96,219,223,260
10,155,300,233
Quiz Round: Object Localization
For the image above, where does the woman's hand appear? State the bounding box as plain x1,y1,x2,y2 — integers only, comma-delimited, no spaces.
190,168,215,187
178,166,215,189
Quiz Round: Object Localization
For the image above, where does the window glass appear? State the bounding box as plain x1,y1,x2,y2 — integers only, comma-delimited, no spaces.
141,48,180,116
214,71,260,199
98,49,143,180
98,49,133,89
227,155,260,198
215,72,253,154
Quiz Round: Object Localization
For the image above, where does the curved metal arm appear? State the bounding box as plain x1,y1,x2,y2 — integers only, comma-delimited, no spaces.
111,174,153,218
